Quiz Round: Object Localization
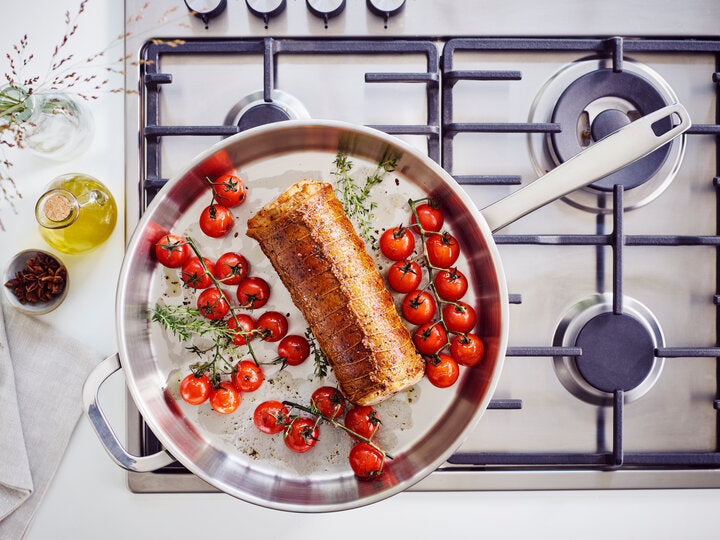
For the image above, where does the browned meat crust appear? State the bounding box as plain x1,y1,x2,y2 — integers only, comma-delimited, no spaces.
247,180,425,405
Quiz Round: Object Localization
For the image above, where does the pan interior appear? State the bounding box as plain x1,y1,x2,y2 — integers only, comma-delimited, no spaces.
117,122,506,511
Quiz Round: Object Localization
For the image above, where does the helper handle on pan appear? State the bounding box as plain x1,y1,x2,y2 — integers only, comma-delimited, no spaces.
481,103,691,233
82,354,175,472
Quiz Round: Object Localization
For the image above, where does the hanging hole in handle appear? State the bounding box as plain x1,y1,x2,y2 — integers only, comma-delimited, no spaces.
651,112,682,137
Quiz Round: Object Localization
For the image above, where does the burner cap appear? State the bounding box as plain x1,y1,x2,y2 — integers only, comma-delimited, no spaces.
552,294,665,406
224,89,310,134
551,69,672,192
574,312,655,393
237,103,291,131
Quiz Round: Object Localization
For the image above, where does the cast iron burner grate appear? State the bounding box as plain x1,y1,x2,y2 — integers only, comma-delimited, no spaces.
138,36,720,473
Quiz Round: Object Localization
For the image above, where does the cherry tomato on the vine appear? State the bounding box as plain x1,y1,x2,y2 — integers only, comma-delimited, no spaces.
434,267,468,301
237,276,270,309
410,202,444,233
253,400,289,434
426,354,459,388
442,301,477,333
257,311,288,342
450,333,485,367
199,204,234,238
209,382,241,414
215,252,249,285
232,360,264,392
345,406,381,441
155,234,189,268
227,314,256,346
277,334,310,366
196,288,229,320
349,442,385,479
212,174,246,207
401,290,436,325
426,232,460,268
311,386,346,420
379,226,415,261
284,417,319,453
181,257,215,289
413,322,448,356
179,373,211,405
387,259,422,293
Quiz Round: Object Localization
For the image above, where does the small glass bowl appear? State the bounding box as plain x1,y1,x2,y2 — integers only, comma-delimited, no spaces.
2,249,69,315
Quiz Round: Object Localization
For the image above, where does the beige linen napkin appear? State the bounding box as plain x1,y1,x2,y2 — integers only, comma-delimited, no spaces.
0,298,97,539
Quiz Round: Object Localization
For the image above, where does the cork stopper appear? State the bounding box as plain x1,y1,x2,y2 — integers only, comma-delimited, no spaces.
43,194,72,222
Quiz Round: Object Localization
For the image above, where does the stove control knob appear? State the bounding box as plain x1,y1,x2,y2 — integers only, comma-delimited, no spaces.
246,0,287,22
185,0,227,27
307,0,346,23
367,0,405,21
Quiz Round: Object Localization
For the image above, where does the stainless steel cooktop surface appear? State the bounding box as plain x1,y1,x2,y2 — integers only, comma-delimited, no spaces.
123,0,720,492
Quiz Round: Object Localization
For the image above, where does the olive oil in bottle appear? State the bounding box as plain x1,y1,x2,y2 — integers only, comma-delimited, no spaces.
35,173,117,254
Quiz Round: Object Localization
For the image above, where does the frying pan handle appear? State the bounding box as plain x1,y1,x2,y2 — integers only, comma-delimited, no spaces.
82,354,175,472
481,103,692,232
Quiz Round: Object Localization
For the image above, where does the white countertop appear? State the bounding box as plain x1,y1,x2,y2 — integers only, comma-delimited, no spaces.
2,1,719,538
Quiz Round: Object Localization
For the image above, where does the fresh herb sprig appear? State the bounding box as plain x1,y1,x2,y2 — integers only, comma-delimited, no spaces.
333,151,397,249
305,327,329,378
151,304,233,343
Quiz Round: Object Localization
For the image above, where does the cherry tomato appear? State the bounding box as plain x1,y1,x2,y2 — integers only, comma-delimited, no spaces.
257,311,288,342
442,301,477,333
379,226,415,261
237,276,270,309
154,234,190,268
349,442,385,479
311,386,346,420
196,288,229,320
232,360,264,392
434,267,468,301
209,381,241,414
426,354,459,388
401,290,436,325
450,333,485,367
410,202,444,233
212,174,246,207
253,400,290,434
179,373,211,405
181,257,215,289
284,417,319,453
387,260,422,293
426,232,460,268
227,314,256,346
345,406,381,441
413,322,448,356
278,334,311,366
215,252,249,285
199,204,234,238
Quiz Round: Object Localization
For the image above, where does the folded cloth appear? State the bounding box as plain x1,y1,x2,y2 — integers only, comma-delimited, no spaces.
0,298,97,539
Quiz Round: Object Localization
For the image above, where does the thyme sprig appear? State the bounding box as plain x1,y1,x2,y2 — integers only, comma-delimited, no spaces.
282,400,394,460
151,304,233,343
305,327,329,378
333,151,397,249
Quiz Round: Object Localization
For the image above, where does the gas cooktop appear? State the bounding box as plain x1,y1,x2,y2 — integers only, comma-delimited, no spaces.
123,0,720,492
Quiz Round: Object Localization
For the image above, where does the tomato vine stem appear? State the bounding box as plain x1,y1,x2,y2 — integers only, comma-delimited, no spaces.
185,236,260,367
407,199,468,357
282,400,395,460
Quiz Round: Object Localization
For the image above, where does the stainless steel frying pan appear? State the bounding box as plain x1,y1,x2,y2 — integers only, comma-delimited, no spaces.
83,103,690,511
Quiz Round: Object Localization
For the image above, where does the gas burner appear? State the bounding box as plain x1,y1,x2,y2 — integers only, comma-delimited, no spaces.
528,58,687,214
552,294,665,406
224,90,310,132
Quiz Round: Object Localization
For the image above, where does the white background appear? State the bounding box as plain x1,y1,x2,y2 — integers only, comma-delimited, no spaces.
1,1,719,538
